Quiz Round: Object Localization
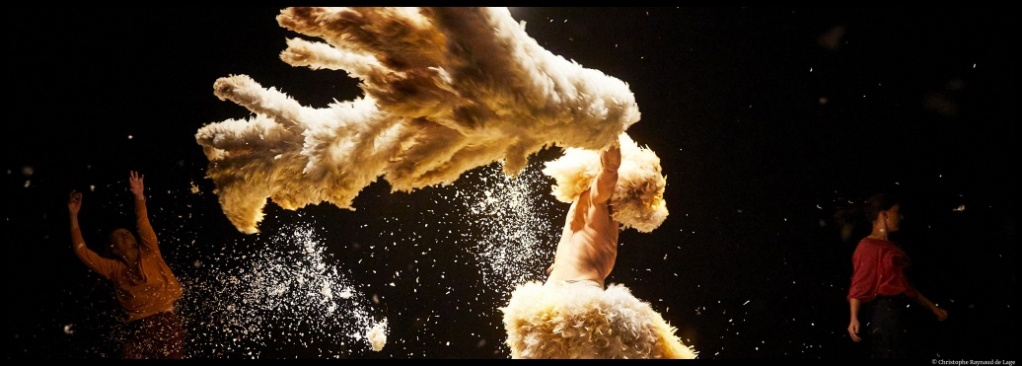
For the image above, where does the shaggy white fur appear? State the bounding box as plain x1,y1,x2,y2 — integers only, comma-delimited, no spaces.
541,133,668,232
367,319,387,352
501,281,696,359
195,7,641,234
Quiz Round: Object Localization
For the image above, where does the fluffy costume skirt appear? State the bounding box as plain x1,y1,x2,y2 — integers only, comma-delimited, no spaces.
500,281,696,359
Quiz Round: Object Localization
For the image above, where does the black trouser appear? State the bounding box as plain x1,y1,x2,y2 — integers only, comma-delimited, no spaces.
869,295,911,359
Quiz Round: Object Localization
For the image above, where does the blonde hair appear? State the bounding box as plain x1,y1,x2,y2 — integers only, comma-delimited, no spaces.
541,133,668,232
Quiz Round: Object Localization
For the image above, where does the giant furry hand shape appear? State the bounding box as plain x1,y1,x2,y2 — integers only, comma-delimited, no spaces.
196,7,641,233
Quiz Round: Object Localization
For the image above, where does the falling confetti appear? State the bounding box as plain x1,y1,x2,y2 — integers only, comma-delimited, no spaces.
449,160,558,292
176,222,381,358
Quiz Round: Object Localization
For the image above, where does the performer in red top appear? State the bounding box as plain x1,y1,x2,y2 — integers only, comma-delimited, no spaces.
846,193,948,358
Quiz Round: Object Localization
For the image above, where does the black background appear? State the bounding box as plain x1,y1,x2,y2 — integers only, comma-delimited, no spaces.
6,7,1014,360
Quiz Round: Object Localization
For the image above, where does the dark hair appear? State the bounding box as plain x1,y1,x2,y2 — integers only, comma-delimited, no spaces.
832,192,902,242
863,193,900,222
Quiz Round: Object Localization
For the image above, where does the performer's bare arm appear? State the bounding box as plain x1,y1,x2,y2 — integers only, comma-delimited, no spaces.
547,141,622,279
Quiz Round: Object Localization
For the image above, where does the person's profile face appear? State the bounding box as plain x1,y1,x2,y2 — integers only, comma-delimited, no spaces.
883,204,903,232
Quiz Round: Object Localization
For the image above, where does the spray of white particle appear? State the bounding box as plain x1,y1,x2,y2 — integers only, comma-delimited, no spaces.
177,222,382,358
451,161,558,293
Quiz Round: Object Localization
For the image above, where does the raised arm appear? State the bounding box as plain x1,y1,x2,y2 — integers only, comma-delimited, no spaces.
68,190,87,250
68,190,118,279
129,171,159,251
589,141,621,204
129,170,145,199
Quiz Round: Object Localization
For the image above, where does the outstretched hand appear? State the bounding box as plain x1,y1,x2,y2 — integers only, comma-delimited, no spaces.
600,141,621,170
68,190,83,216
129,171,145,198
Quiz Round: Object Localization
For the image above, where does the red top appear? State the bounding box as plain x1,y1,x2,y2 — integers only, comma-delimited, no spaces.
847,237,918,303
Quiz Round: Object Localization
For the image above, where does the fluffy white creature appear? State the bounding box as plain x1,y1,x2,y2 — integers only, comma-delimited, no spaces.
196,7,642,233
541,133,668,232
501,281,697,359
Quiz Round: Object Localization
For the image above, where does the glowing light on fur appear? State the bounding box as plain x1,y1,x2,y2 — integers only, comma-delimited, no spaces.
542,133,668,232
501,281,697,359
196,7,642,234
